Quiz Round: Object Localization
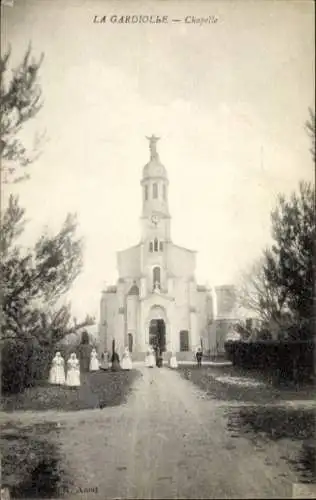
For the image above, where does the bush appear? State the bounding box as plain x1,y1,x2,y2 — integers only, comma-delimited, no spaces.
224,339,315,383
2,338,63,395
2,339,29,394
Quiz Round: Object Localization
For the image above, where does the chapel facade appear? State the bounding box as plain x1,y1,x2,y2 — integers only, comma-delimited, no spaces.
99,136,238,358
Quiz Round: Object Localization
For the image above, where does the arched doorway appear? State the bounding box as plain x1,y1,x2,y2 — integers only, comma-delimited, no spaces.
149,319,166,352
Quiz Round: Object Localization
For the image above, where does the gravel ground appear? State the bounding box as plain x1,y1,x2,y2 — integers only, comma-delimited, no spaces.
1,366,315,499
0,370,140,498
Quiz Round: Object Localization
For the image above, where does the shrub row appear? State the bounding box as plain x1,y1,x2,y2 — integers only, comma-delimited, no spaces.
224,339,315,383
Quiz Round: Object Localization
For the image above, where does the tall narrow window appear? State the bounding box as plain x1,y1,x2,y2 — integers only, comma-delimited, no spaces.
159,241,164,252
153,266,161,287
154,238,158,252
149,241,153,252
163,184,166,200
153,183,158,199
180,330,189,351
128,333,133,353
145,185,148,201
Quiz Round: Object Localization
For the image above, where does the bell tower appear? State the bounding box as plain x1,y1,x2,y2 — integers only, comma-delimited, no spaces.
140,135,171,243
140,135,171,296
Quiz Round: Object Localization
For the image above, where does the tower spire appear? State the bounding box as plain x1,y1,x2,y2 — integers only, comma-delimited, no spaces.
146,134,160,160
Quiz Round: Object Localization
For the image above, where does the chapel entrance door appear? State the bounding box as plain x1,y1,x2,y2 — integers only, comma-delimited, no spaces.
149,319,166,352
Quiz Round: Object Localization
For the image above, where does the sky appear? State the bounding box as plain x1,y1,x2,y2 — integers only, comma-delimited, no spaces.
1,0,315,325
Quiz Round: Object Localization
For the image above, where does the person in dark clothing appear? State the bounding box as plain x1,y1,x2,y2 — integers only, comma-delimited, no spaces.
196,347,203,368
155,345,163,367
100,351,110,371
111,351,121,371
155,345,159,366
158,348,163,367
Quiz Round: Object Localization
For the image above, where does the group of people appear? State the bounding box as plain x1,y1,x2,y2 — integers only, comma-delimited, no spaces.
144,345,203,369
49,347,134,386
145,345,179,369
98,346,134,371
101,347,133,371
49,345,203,385
49,352,80,387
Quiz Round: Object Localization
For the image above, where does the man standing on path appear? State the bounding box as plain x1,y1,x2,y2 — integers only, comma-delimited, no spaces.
196,347,203,368
155,345,163,367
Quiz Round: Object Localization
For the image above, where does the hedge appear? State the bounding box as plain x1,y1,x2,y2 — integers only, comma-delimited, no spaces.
224,339,315,383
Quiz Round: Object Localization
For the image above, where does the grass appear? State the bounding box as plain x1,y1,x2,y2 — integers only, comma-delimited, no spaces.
224,403,316,483
1,369,141,412
178,364,316,403
1,421,72,497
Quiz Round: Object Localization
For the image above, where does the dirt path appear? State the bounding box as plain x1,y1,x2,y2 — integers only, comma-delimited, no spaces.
44,366,298,500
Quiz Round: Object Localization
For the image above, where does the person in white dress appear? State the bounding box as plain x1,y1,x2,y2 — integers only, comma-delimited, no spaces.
145,345,155,368
169,351,178,369
49,352,65,385
89,348,100,372
144,347,151,367
121,347,133,370
66,353,81,387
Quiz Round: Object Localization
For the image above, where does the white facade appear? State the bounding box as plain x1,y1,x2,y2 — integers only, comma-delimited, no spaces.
99,136,238,357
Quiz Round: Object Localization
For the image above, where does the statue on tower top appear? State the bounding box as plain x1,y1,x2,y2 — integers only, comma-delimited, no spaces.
146,134,160,160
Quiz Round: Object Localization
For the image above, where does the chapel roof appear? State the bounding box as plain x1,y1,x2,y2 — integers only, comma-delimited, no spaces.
143,160,167,180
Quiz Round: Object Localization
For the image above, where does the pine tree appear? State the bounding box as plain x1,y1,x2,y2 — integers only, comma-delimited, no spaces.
1,48,94,392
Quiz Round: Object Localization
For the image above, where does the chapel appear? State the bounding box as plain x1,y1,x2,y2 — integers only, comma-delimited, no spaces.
99,136,238,358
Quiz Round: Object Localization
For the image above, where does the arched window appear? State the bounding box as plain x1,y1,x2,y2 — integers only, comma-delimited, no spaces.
145,185,148,201
180,330,189,352
149,241,153,252
159,241,164,252
154,238,158,252
153,266,161,286
163,184,166,200
153,183,158,199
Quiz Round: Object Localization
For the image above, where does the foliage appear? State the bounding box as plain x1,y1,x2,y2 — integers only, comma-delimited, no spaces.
1,423,67,497
0,195,91,392
224,340,315,383
1,45,44,183
240,181,314,340
239,110,315,340
0,48,94,393
1,195,84,343
237,258,292,331
305,107,315,164
1,339,28,393
264,181,315,339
